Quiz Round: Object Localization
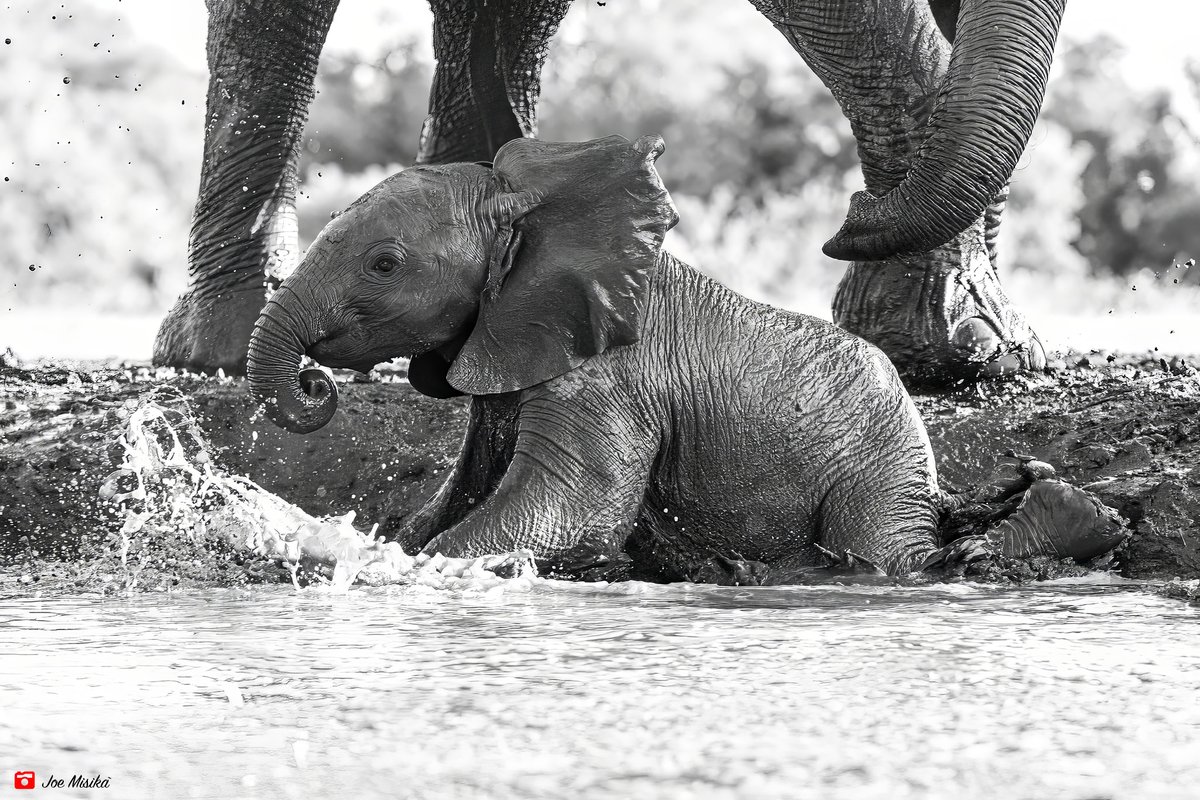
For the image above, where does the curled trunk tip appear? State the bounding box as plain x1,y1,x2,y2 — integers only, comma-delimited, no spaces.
246,293,339,434
256,367,339,434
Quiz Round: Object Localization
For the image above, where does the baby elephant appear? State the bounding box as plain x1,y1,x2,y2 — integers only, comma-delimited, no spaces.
246,135,1120,583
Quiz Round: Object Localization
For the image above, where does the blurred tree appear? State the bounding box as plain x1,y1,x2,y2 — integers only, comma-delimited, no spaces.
536,0,857,202
1041,35,1200,275
1005,120,1091,281
302,41,431,174
0,0,202,312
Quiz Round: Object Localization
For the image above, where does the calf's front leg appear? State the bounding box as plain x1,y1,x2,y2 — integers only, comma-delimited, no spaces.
385,394,519,552
422,389,658,580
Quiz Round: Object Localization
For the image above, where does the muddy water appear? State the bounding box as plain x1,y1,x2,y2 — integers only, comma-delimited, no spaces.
2,579,1197,800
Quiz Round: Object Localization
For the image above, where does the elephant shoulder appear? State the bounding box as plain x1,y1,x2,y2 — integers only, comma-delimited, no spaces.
524,343,637,404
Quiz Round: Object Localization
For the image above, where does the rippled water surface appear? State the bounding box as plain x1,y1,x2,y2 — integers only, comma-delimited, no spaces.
2,579,1198,799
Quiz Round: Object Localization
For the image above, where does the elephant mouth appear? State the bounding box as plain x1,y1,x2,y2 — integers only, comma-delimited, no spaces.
306,338,378,375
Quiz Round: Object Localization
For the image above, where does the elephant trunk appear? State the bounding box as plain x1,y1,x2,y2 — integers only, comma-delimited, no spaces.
246,284,338,434
823,0,1067,261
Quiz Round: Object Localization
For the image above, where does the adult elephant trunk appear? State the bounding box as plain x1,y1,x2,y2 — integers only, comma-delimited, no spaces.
822,0,1068,261
246,285,338,434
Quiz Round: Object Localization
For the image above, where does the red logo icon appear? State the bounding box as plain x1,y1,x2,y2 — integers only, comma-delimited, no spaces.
14,771,35,790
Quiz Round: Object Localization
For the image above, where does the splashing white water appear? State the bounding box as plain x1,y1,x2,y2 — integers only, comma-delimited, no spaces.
99,394,537,592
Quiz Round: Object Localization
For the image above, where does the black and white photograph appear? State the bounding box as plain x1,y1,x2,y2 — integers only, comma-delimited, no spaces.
2,0,1198,797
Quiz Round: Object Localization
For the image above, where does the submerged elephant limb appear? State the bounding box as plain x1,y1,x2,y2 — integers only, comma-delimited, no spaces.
245,135,1126,585
929,458,1129,572
701,474,1127,586
385,394,520,554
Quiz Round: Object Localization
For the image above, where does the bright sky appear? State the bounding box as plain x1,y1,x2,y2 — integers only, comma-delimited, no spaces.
121,0,1198,94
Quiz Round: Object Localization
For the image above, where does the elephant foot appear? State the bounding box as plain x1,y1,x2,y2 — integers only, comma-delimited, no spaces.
932,477,1129,574
984,480,1128,562
688,553,771,586
152,283,269,375
832,232,1046,388
539,539,634,582
813,544,886,576
472,550,538,580
919,534,993,573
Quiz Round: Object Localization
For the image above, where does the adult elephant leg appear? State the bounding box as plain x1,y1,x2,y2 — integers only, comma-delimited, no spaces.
418,0,572,164
384,0,571,546
749,0,1059,386
153,0,339,374
832,213,1044,386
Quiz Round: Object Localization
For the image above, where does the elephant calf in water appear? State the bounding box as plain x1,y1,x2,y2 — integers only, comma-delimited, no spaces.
247,135,1123,583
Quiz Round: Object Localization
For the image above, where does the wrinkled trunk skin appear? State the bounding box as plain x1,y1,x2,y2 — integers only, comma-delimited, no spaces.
246,284,338,435
750,0,1049,385
822,0,1067,260
153,0,340,375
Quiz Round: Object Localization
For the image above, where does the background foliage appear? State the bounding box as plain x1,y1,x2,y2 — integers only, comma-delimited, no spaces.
2,0,1199,328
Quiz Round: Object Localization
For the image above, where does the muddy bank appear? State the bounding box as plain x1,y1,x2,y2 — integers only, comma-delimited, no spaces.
2,354,1198,585
0,362,465,567
916,357,1200,580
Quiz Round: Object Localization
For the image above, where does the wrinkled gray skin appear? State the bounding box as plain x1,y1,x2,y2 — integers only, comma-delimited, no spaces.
158,0,1066,388
247,144,943,581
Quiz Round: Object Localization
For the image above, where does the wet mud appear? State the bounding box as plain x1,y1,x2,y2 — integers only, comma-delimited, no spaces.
2,353,1198,594
916,355,1200,581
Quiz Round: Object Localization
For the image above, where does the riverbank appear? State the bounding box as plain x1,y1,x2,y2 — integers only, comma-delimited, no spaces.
2,353,1198,594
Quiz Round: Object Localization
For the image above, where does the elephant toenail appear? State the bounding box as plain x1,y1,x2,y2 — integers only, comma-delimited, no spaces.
633,134,666,160
951,317,1000,357
983,353,1023,377
1027,334,1047,371
982,334,1046,376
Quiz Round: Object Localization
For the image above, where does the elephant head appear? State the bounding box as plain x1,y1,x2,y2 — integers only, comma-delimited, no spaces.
246,134,679,433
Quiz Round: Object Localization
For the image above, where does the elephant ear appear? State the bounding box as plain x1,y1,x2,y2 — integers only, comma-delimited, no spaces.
446,134,679,395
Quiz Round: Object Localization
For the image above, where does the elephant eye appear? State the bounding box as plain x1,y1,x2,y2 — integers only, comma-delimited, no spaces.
372,254,400,274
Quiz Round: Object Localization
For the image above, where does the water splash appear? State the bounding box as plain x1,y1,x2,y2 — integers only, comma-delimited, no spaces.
100,392,536,593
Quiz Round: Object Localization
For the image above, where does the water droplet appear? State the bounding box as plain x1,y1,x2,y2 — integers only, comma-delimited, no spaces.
62,76,70,85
